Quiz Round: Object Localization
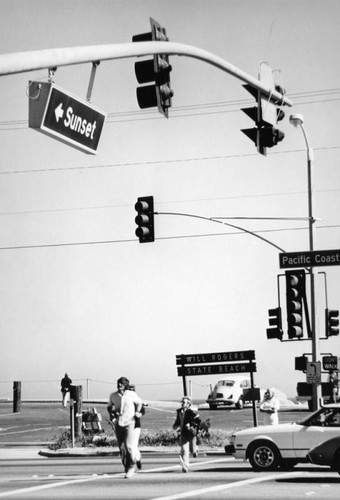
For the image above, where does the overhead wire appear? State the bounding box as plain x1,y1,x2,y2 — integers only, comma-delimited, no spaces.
0,88,339,130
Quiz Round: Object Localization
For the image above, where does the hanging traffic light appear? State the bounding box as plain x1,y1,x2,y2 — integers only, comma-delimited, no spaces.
266,307,283,340
132,17,173,117
134,196,155,243
325,308,339,337
286,269,305,339
295,355,307,372
241,63,285,155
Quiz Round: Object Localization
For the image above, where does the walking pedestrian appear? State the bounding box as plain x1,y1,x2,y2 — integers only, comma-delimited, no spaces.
173,396,201,473
259,388,280,425
107,377,143,479
60,373,72,408
129,384,146,471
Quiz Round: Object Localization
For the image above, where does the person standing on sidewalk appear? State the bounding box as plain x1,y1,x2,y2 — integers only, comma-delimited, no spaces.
107,377,143,479
173,396,201,473
259,388,280,425
60,373,72,408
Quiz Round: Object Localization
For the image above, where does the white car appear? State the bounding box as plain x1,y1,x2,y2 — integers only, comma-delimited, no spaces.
225,403,340,471
206,375,260,409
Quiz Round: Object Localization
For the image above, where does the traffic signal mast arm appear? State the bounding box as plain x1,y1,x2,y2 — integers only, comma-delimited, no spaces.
0,42,292,107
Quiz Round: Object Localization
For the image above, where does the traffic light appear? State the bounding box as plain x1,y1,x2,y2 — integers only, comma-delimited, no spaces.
132,17,173,117
326,308,339,337
134,196,155,243
295,355,307,372
285,270,305,339
266,307,283,340
241,63,285,155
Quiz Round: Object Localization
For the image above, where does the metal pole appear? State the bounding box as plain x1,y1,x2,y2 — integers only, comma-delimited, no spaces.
0,42,292,107
301,125,321,411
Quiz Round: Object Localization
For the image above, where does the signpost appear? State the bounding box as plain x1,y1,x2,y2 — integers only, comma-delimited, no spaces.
306,361,322,384
176,350,258,426
28,81,106,154
279,249,340,269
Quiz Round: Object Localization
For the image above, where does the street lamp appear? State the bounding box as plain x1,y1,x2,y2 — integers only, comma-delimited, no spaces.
289,113,321,411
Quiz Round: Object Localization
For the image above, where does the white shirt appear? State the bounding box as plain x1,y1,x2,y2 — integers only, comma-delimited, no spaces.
108,389,142,427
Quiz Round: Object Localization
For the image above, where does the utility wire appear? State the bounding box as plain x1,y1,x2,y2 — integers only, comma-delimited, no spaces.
0,145,340,176
0,88,339,130
0,224,338,251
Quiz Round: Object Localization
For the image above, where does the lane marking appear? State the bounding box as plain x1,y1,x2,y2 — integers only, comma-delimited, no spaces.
150,471,310,500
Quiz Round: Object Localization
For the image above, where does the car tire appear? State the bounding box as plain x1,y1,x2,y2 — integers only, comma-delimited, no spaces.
248,441,282,471
235,398,244,409
209,403,217,410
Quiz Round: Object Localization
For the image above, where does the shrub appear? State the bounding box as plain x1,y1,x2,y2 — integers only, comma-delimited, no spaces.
48,425,232,450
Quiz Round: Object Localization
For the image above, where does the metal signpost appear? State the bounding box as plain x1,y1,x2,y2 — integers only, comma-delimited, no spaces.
306,361,322,385
176,350,258,426
28,81,106,154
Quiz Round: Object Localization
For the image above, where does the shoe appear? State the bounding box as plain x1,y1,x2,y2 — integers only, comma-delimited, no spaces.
125,467,135,479
136,460,142,470
179,455,189,473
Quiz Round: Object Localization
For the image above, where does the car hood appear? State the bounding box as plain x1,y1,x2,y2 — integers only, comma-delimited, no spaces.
234,422,299,436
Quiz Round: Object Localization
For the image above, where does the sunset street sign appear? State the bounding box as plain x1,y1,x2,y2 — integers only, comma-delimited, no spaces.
28,81,106,154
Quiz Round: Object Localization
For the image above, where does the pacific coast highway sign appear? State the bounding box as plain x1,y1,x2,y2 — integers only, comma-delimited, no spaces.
28,81,106,154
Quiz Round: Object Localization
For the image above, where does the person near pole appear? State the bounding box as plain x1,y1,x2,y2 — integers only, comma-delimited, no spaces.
173,396,201,473
107,377,143,479
259,388,280,425
328,369,339,403
60,373,72,408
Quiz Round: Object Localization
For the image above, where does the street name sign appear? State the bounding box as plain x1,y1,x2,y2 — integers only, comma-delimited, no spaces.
176,350,255,365
28,81,106,154
177,362,257,377
322,356,339,371
279,249,340,269
306,361,322,384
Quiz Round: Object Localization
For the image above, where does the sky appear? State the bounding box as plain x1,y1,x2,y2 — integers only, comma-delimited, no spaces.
0,0,339,403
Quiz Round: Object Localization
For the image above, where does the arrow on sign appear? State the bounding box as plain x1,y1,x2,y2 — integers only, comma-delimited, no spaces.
55,103,64,122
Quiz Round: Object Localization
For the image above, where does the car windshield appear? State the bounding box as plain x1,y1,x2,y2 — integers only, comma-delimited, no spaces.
222,381,235,387
296,407,340,427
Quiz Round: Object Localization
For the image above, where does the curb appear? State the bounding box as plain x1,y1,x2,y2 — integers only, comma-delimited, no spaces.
38,446,224,458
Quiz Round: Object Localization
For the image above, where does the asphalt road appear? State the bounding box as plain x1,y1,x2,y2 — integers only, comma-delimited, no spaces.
1,402,339,499
0,453,339,499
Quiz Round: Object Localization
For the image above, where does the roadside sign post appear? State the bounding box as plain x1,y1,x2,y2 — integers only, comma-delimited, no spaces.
176,350,258,426
306,361,322,385
28,81,106,154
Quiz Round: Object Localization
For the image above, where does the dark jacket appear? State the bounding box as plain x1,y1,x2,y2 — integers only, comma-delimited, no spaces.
61,376,72,392
173,407,201,439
